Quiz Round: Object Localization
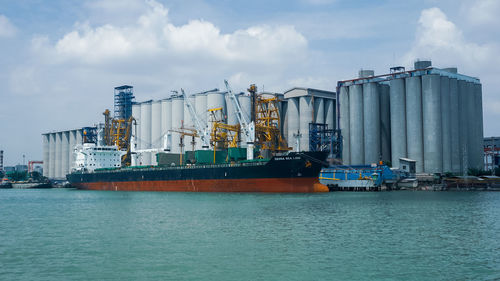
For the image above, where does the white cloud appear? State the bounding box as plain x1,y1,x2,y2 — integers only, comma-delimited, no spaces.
463,0,500,26
403,7,500,136
403,7,497,69
43,0,307,67
0,15,16,37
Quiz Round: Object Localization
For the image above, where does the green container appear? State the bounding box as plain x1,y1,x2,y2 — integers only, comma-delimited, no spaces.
195,150,228,164
228,147,247,161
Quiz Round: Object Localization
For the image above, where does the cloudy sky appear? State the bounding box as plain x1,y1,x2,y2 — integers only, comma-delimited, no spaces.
0,0,499,165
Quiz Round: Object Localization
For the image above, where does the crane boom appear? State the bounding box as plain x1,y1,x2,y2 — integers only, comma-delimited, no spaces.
224,80,255,160
181,89,211,149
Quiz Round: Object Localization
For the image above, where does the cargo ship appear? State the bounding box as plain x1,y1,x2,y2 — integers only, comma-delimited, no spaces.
66,143,329,192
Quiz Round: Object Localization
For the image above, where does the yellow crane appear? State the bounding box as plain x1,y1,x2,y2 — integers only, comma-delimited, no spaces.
103,109,135,166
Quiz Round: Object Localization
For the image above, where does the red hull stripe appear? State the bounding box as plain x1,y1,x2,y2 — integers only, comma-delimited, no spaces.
73,177,329,193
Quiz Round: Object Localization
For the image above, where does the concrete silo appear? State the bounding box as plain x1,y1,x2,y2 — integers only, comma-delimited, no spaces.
314,97,324,124
339,86,350,164
42,134,49,177
349,84,364,165
225,92,239,125
161,98,171,150
68,130,77,170
239,93,252,125
55,132,62,178
287,98,300,151
151,100,162,164
422,74,442,173
195,93,207,150
474,83,484,170
324,98,335,130
405,75,424,172
457,80,468,173
183,95,196,128
299,96,313,152
132,103,141,151
449,78,461,173
171,96,184,154
379,84,391,163
389,78,406,167
61,131,69,176
206,91,226,148
362,82,380,164
281,100,288,144
239,93,252,147
440,76,452,172
140,101,152,165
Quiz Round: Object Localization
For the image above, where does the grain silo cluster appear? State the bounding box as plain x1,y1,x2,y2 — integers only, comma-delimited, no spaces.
339,60,483,174
40,60,484,181
132,86,337,166
42,129,83,179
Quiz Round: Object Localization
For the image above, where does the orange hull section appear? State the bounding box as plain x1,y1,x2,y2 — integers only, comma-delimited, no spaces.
73,177,329,193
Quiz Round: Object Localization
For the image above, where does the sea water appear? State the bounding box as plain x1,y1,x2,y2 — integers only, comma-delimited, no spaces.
0,189,499,280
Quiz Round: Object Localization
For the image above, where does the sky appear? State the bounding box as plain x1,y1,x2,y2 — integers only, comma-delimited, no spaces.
0,0,499,166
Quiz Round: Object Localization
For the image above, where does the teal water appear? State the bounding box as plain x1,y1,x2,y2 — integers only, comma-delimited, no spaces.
0,189,499,281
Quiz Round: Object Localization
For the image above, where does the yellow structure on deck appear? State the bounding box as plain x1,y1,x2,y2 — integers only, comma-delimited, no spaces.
103,109,135,166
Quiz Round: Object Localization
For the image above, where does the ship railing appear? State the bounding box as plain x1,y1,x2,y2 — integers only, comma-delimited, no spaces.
91,161,267,173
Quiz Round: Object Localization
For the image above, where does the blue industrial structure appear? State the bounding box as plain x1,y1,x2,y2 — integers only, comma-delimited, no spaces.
82,127,98,144
309,123,342,159
114,85,135,120
320,164,397,191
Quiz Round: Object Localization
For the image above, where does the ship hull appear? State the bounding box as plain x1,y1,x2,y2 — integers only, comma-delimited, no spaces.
67,152,329,193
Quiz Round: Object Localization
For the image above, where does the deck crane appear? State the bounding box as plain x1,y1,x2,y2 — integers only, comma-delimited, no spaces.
130,133,169,166
224,80,255,160
180,89,211,150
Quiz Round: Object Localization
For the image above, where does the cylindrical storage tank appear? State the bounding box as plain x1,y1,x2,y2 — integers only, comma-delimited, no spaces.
55,132,62,178
49,133,56,178
225,92,239,125
449,78,460,173
207,91,226,120
239,93,252,125
349,84,364,165
281,100,288,144
422,74,443,173
405,75,424,173
339,86,350,164
68,130,76,171
324,98,335,130
379,84,391,163
195,93,208,125
457,80,468,173
183,95,196,128
440,76,452,172
160,98,170,150
151,100,162,164
287,98,300,151
183,95,196,151
42,134,49,177
61,131,69,176
475,83,484,170
238,93,252,147
314,97,324,124
140,101,152,165
466,82,477,169
363,82,381,164
132,103,141,152
76,130,83,146
171,96,184,154
207,91,226,147
299,96,313,152
195,93,207,150
389,78,406,167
